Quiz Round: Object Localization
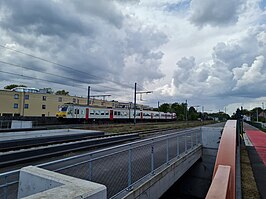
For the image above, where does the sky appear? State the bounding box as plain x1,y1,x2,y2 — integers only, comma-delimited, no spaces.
0,0,266,115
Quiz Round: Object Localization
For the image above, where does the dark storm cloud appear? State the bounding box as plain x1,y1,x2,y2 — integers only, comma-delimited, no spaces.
189,0,245,27
0,0,94,38
0,0,167,94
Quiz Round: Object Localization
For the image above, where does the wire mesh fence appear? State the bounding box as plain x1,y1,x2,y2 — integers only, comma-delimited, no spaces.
0,128,202,199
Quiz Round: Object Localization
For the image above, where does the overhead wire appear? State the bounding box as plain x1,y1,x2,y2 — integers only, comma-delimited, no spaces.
0,44,135,89
0,59,124,92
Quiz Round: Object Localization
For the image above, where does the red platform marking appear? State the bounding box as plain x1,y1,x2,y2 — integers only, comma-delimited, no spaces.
245,129,266,166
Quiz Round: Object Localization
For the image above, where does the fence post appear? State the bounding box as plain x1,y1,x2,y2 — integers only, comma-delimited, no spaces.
151,143,154,175
191,132,193,148
127,148,132,190
185,134,187,153
166,138,169,164
196,131,198,145
177,136,179,157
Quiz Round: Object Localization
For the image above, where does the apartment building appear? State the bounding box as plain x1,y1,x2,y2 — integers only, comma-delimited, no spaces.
0,86,154,117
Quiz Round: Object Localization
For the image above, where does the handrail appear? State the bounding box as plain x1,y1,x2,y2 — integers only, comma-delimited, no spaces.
206,120,237,199
206,165,231,199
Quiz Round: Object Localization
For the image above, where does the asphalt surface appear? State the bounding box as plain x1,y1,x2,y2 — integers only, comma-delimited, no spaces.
244,123,266,199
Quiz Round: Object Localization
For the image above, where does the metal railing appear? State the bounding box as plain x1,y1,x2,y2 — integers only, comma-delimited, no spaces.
0,128,202,199
206,120,237,199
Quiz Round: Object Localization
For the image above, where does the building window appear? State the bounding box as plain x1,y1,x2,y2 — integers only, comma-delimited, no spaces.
14,103,18,109
58,97,62,102
42,105,46,109
24,95,29,100
14,94,19,99
42,96,46,101
77,99,79,104
24,104,29,109
73,98,76,103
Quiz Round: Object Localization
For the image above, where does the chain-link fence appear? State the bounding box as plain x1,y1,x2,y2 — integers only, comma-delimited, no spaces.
0,128,202,199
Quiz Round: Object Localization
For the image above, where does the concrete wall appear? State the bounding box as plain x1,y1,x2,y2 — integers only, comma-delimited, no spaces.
18,166,107,199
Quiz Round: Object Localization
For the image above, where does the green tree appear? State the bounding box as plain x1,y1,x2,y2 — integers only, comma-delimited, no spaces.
159,103,170,113
188,106,199,120
4,84,26,90
55,90,69,96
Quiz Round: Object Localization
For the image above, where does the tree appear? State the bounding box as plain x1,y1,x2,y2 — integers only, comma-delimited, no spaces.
188,106,199,120
4,84,26,90
55,90,69,96
159,103,170,113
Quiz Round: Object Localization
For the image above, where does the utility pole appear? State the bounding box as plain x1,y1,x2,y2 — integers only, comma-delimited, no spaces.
158,101,160,110
134,83,137,125
257,108,259,122
87,86,90,106
185,100,188,124
262,102,265,123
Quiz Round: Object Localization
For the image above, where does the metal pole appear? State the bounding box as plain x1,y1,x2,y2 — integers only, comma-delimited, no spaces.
185,100,188,125
134,83,137,125
151,144,154,175
127,149,132,190
263,102,265,123
257,108,258,122
166,138,169,164
87,86,90,106
176,136,179,157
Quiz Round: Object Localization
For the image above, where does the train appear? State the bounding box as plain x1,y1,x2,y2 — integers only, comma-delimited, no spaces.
56,103,176,122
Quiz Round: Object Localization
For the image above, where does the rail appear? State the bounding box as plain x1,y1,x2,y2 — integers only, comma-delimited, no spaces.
206,120,237,199
0,128,202,199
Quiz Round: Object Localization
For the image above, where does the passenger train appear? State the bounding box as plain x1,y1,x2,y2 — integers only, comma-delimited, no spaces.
56,103,176,122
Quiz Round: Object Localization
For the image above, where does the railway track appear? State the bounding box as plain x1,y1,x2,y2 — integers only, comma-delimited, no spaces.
0,133,139,168
0,127,188,168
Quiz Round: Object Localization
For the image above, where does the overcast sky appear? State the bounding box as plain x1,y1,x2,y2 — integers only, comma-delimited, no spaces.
0,0,266,115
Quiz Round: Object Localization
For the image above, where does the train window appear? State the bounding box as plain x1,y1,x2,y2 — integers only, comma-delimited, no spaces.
105,111,109,115
90,110,95,115
81,110,84,114
101,111,105,115
118,112,121,116
95,111,100,115
137,113,140,116
114,111,117,115
61,106,68,111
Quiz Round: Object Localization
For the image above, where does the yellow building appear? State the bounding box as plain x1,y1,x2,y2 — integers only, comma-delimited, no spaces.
0,89,113,117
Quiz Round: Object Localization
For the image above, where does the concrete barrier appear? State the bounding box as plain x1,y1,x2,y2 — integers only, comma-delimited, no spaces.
18,166,107,199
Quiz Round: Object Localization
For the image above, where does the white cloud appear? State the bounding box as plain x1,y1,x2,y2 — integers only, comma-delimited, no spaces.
0,0,266,115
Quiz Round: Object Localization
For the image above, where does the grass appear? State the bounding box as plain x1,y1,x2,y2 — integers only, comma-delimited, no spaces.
241,145,260,199
84,120,214,134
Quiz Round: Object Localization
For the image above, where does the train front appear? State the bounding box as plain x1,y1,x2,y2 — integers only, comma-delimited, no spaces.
56,105,68,119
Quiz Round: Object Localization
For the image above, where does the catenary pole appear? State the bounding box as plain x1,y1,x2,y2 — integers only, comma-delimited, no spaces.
134,83,137,125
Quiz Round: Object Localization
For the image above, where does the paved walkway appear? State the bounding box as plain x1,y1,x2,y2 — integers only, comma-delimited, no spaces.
244,123,266,166
243,122,266,199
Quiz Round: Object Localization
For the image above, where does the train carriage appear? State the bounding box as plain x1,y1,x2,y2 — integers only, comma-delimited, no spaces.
56,103,176,123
